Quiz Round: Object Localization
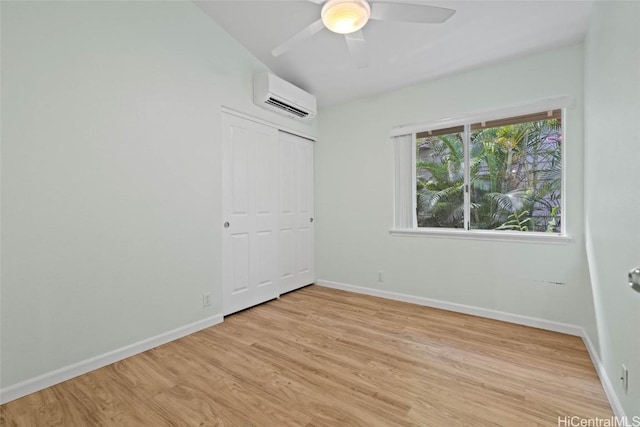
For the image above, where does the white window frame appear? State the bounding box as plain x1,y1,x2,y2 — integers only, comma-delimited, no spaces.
390,97,572,244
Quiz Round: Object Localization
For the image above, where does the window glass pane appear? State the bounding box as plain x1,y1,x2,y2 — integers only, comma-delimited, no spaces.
469,111,562,232
416,127,465,228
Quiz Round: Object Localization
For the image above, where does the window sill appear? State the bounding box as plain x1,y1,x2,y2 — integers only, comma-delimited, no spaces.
389,228,572,245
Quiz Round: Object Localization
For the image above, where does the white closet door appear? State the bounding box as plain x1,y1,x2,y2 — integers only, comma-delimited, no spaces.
279,131,315,294
222,113,280,315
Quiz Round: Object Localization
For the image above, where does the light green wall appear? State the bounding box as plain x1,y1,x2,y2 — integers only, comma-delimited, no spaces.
0,1,315,387
584,1,640,417
316,44,598,340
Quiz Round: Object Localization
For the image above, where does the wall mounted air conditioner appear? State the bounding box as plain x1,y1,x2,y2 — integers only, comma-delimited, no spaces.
253,72,317,121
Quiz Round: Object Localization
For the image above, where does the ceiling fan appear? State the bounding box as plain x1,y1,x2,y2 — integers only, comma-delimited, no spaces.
271,0,456,69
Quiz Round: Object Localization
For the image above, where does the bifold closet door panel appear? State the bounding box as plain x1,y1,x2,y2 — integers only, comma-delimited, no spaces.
222,113,280,315
279,131,315,295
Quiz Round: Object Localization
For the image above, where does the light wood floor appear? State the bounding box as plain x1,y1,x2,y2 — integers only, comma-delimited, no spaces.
1,285,612,426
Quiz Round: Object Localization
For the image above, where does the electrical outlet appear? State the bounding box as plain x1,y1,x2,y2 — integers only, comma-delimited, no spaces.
621,364,629,394
203,292,212,308
377,271,384,283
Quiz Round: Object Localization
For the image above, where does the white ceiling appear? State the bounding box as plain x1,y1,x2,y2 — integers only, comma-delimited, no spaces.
196,1,592,107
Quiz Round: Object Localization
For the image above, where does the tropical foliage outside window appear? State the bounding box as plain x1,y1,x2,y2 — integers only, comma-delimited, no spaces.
416,110,562,233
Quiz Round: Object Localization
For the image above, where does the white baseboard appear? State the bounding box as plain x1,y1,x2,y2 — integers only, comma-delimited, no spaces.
316,279,627,421
580,331,627,421
0,314,224,405
317,280,582,335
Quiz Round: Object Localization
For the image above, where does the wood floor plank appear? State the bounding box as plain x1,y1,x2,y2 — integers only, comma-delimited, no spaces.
0,285,613,426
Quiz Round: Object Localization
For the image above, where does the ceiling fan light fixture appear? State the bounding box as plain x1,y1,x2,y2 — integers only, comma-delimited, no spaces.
321,0,371,34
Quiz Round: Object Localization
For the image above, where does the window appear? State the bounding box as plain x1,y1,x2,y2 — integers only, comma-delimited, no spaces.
392,100,568,241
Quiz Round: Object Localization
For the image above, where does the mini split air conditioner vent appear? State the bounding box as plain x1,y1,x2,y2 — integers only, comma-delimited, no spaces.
254,72,317,121
265,97,309,118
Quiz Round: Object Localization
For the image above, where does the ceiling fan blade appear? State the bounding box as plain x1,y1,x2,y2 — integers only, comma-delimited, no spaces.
370,2,455,23
344,29,368,69
307,0,325,3
271,19,326,57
